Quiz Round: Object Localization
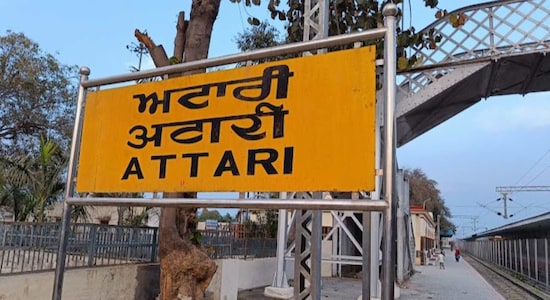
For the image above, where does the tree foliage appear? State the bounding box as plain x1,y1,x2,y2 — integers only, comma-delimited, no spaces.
0,137,66,222
0,31,77,152
244,209,278,238
235,0,453,71
198,209,235,222
234,21,292,66
404,168,455,231
198,209,223,222
235,21,283,51
0,31,76,222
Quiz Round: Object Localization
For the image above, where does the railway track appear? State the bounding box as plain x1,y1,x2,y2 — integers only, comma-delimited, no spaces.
464,255,549,300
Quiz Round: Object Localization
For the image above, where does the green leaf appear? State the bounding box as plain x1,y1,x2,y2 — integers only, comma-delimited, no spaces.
449,13,459,27
398,57,409,71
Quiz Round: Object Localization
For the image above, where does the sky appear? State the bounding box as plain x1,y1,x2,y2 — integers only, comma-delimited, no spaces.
2,0,549,236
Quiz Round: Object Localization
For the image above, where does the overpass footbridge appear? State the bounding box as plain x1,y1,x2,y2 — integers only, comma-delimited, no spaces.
397,0,550,146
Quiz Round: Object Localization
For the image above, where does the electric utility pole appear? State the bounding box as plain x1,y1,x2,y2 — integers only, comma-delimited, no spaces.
495,186,550,219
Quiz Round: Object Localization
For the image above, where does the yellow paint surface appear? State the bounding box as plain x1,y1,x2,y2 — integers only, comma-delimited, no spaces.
77,46,376,192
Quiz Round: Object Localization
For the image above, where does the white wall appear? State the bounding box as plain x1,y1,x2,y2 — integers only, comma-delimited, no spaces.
208,257,295,300
0,264,159,300
0,258,293,300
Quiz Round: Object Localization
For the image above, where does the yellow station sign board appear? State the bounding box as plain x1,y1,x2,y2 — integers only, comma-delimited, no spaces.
76,46,376,193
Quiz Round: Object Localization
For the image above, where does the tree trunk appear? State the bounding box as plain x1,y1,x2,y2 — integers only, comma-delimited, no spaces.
136,1,221,299
159,197,216,300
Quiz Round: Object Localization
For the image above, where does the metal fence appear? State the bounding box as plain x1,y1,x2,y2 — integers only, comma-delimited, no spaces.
0,222,277,275
0,222,158,275
460,238,549,293
199,229,277,259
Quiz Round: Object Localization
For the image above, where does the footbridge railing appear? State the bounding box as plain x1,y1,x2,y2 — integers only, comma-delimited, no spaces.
399,0,550,95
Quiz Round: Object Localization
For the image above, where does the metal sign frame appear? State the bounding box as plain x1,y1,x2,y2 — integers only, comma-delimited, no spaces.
52,7,397,299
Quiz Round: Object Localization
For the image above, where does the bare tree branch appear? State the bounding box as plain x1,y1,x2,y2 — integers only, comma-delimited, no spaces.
134,29,170,67
173,11,188,63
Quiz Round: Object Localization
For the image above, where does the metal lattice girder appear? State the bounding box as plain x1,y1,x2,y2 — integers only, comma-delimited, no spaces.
293,192,323,300
397,62,488,118
293,1,329,299
294,209,314,299
496,185,550,193
398,0,550,97
325,211,364,256
303,0,329,42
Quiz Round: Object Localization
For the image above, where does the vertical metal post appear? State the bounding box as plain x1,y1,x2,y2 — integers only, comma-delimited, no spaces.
500,240,506,268
534,239,538,282
151,227,158,262
499,240,502,266
527,239,531,278
396,173,403,284
499,241,503,267
362,211,371,300
504,240,512,269
520,239,524,275
505,240,508,268
487,241,493,263
545,238,548,290
310,193,323,300
503,192,508,219
87,225,97,267
496,241,499,265
500,240,504,266
488,241,491,262
274,192,289,288
508,240,512,269
332,211,341,276
508,240,514,271
367,82,384,297
381,4,397,300
52,67,90,300
294,209,313,299
514,239,518,272
489,241,496,264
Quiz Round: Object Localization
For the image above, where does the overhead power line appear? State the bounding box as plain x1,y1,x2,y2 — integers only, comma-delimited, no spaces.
514,149,550,186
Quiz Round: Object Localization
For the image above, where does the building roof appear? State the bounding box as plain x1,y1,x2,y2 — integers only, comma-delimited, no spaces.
466,212,550,240
410,205,436,228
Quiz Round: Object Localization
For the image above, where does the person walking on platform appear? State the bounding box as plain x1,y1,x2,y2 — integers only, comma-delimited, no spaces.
455,247,461,262
437,252,445,269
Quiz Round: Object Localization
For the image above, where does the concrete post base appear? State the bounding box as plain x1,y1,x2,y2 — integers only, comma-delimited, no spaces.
263,286,293,299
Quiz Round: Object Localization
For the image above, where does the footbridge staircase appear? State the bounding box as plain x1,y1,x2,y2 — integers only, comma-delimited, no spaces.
397,0,550,146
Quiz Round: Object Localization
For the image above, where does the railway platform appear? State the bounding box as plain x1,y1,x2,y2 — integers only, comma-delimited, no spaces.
238,253,506,299
399,254,504,300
